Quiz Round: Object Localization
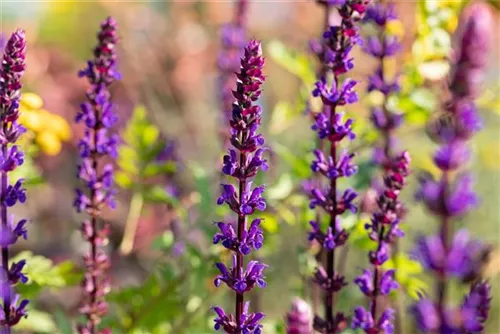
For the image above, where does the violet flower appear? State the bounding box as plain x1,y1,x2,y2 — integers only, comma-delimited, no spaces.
0,30,29,333
286,298,313,334
218,0,248,146
306,1,369,333
412,3,493,332
212,40,267,334
74,17,120,334
363,2,403,169
352,151,410,334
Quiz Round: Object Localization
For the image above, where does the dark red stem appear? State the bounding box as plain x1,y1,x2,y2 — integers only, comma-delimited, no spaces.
437,171,450,318
235,146,248,332
1,144,10,333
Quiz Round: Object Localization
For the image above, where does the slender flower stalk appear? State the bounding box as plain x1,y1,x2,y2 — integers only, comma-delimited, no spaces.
74,17,120,334
0,30,29,333
212,40,267,334
217,0,248,146
352,151,410,333
306,1,370,333
411,3,493,332
362,3,405,331
307,0,336,314
286,298,313,334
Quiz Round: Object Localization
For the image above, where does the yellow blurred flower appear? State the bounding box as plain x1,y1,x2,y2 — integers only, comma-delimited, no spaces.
19,93,72,155
35,131,62,156
40,110,72,141
386,20,405,38
19,110,44,133
20,93,44,110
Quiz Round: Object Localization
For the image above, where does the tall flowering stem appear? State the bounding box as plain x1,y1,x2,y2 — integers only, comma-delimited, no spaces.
0,30,29,333
307,1,369,333
212,40,267,334
308,0,336,315
74,17,120,334
411,3,493,332
217,0,248,146
352,151,410,333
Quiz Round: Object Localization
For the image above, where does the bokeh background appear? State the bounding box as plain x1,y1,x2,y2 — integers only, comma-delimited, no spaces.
1,1,499,333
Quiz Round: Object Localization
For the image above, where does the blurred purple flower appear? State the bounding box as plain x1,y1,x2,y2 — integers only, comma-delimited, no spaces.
75,17,120,334
286,298,313,334
0,29,29,332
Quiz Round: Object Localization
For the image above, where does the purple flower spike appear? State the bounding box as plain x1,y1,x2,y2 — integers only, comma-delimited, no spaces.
412,7,493,320
213,40,267,332
355,151,410,331
450,3,493,99
75,17,120,334
307,1,370,332
0,29,30,333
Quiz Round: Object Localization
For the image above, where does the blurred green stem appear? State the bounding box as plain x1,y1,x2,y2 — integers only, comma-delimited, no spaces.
119,191,145,255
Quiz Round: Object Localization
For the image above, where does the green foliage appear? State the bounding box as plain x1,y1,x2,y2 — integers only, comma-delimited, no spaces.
11,252,82,333
383,253,428,300
267,40,316,85
13,251,81,299
107,233,219,333
117,105,178,202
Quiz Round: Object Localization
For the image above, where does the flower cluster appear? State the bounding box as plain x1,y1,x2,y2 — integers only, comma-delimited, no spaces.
306,1,370,333
74,17,120,334
212,40,267,334
286,298,313,334
412,3,493,332
352,151,410,334
217,0,248,145
0,29,29,333
363,2,403,168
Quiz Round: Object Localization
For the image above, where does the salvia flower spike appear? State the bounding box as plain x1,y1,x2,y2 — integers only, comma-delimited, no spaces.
352,151,410,334
212,40,267,334
307,1,370,333
0,29,29,333
412,3,493,332
74,17,120,334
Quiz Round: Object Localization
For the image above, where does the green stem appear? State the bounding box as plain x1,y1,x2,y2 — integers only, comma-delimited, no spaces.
119,191,145,255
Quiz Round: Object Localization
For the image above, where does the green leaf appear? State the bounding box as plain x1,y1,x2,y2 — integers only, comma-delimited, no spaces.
17,309,57,333
260,213,279,233
143,185,177,204
54,309,74,334
11,251,82,296
267,40,315,84
267,173,293,201
152,231,175,251
269,102,296,135
410,88,437,111
190,162,213,220
116,171,133,189
273,142,311,179
118,105,178,190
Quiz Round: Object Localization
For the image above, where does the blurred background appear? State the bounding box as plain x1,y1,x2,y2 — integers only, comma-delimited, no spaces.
1,0,499,333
